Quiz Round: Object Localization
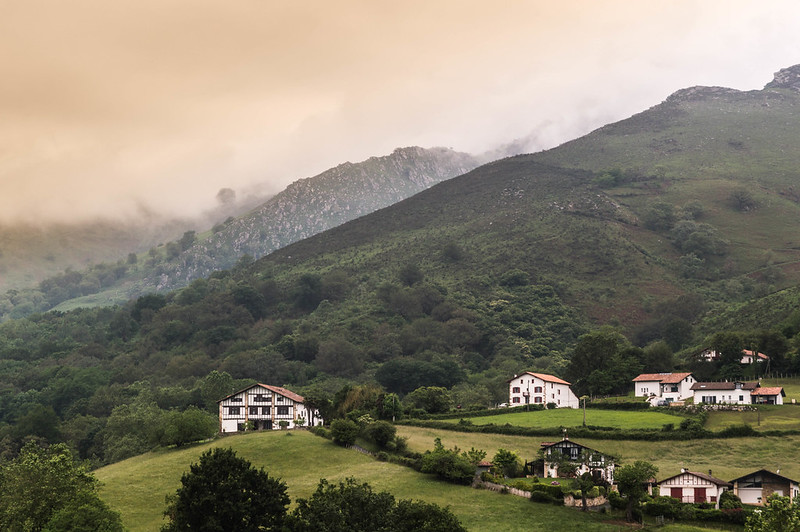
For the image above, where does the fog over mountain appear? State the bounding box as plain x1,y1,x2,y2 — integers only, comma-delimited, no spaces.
2,1,800,223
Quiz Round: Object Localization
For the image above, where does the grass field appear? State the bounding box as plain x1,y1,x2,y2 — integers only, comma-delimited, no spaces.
442,408,685,430
397,425,800,483
705,404,800,432
96,431,625,532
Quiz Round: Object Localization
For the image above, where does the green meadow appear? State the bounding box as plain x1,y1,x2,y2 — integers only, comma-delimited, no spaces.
396,425,800,483
96,430,622,532
94,429,754,532
441,407,685,430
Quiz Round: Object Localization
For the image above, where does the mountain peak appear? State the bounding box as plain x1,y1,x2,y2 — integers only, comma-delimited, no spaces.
764,64,800,91
664,85,741,103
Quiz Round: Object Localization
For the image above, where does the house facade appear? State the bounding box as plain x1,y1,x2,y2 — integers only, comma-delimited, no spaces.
508,372,579,408
730,469,799,505
218,383,322,433
632,372,695,404
690,381,785,405
539,437,615,483
657,470,731,508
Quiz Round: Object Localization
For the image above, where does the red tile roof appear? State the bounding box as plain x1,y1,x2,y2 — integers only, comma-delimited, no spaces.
217,383,305,403
751,387,784,396
259,384,305,403
508,371,571,385
632,372,691,383
658,471,732,488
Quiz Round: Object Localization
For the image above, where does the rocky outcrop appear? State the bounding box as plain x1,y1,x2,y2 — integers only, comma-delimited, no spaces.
764,64,800,91
148,146,479,291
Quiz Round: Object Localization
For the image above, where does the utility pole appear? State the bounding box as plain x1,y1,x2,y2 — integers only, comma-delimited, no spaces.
580,395,588,427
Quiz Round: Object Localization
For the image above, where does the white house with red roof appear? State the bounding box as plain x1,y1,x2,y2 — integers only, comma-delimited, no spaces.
657,469,732,508
699,348,769,364
632,372,695,404
508,372,579,408
751,386,785,405
218,383,323,433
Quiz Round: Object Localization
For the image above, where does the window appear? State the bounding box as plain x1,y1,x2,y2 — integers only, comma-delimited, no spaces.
534,397,542,403
262,407,270,415
277,406,289,416
558,389,561,395
534,386,542,393
254,394,268,402
739,395,744,402
277,396,284,402
249,406,258,415
231,397,243,403
228,406,240,415
512,387,520,393
512,397,520,403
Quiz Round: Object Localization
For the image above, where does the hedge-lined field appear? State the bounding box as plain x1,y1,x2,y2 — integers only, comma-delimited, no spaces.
440,408,685,430
395,425,800,482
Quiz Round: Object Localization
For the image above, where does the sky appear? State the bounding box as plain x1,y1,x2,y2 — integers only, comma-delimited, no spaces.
3,1,800,224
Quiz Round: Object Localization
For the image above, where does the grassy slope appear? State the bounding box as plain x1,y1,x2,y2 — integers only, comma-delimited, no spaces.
439,408,685,429
96,430,623,532
396,425,800,483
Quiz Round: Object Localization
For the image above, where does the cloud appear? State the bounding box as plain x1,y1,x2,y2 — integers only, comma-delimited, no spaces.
2,1,800,223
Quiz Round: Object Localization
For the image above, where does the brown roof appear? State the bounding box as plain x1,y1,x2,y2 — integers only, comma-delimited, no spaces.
632,372,692,384
217,383,305,404
658,471,732,488
690,381,759,391
259,384,305,403
751,387,784,397
730,469,799,485
508,371,571,385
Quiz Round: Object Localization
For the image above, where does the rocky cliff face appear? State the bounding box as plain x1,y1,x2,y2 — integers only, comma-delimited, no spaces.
148,146,479,291
765,64,800,91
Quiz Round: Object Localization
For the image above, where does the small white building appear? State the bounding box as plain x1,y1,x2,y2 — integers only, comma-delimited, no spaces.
730,469,799,505
539,437,615,483
691,381,759,405
699,348,769,365
632,372,695,404
657,470,731,508
218,383,322,433
508,372,579,408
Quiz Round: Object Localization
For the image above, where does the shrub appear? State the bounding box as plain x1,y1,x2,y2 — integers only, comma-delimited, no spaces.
419,439,476,485
329,419,359,446
608,490,626,510
719,490,743,509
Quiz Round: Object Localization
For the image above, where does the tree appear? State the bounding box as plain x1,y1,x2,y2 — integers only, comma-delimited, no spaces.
745,494,800,532
419,438,476,484
492,448,521,478
616,460,658,522
0,442,123,532
329,419,360,446
405,386,453,414
162,447,289,532
288,478,466,532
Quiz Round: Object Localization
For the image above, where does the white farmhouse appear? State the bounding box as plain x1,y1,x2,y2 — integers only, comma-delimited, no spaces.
632,372,695,404
690,381,759,405
539,437,615,483
218,383,322,433
508,372,579,408
657,469,732,508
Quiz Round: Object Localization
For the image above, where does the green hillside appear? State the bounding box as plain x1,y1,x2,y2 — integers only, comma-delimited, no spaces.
95,430,620,532
4,67,800,467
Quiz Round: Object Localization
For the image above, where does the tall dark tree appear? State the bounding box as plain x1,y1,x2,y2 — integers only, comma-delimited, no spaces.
162,447,289,532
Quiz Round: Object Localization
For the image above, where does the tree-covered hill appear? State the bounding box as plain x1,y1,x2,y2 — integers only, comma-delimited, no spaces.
0,147,478,320
4,66,800,464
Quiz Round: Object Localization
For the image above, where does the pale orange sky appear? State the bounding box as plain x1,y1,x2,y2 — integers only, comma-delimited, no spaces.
2,1,800,223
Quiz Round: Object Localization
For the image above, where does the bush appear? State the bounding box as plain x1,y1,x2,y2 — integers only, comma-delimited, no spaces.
364,421,396,449
330,419,359,446
530,491,557,504
608,490,626,510
419,438,476,485
719,490,743,509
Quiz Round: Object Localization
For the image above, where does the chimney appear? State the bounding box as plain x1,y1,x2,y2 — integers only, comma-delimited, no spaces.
709,469,712,476
681,468,687,473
